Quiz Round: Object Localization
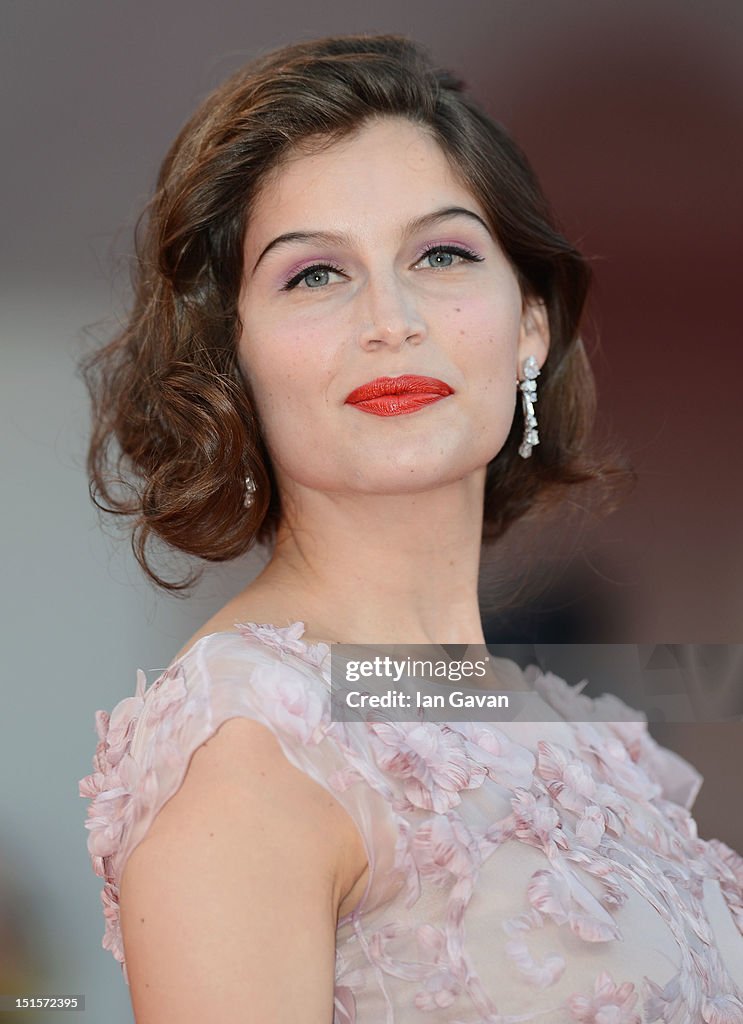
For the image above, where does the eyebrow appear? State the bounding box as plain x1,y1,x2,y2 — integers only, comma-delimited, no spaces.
250,206,494,275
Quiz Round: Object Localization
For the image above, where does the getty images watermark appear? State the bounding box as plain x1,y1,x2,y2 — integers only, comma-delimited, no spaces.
327,643,743,724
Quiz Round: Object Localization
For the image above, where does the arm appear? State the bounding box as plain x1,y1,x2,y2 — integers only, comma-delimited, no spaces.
119,716,344,1023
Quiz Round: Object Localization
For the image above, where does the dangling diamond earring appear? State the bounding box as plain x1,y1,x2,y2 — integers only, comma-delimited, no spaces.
243,474,257,509
517,355,541,459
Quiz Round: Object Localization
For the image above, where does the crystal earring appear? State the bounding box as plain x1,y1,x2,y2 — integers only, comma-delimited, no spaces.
243,473,257,509
517,355,541,459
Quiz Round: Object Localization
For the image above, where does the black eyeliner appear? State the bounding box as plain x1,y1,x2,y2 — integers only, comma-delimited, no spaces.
281,244,484,292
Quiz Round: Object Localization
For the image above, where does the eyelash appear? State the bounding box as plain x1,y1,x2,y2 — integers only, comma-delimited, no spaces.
280,244,485,292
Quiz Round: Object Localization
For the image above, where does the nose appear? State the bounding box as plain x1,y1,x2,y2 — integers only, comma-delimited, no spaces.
355,272,427,350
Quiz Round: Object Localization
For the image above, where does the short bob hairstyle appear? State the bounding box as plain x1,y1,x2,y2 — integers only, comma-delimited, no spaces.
81,33,633,592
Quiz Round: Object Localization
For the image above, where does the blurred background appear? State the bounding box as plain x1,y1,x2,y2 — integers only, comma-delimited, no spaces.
1,0,741,1018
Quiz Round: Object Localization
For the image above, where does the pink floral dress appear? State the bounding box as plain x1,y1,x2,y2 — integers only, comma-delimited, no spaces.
79,622,743,1022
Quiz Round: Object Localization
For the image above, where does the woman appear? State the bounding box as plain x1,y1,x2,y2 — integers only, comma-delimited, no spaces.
78,33,743,1023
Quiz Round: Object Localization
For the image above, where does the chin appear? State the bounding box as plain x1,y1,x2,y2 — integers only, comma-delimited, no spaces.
348,460,484,495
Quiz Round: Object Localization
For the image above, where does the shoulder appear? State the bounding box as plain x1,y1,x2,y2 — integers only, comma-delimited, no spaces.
79,628,335,882
79,626,366,978
116,670,347,1012
122,627,335,789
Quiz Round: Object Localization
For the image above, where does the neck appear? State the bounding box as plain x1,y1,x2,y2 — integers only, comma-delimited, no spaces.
250,470,488,646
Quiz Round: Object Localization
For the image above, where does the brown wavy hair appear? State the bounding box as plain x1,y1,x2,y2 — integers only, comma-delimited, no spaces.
80,32,634,592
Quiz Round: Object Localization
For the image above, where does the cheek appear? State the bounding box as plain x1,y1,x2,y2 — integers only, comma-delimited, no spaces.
447,281,521,341
238,327,332,436
445,298,521,383
449,302,520,434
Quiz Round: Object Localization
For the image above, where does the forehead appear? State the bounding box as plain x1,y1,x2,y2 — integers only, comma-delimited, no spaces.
245,116,486,249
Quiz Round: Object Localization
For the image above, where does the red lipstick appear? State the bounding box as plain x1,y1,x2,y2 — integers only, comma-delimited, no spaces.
345,375,454,417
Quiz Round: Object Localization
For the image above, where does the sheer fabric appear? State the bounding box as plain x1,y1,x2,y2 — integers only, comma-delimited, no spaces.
79,622,743,1022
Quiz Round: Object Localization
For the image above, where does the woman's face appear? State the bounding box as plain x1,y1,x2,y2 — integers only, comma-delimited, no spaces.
237,116,549,501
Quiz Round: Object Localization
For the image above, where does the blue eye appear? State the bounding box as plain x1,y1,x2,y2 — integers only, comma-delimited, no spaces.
428,251,454,267
418,245,484,268
282,262,345,291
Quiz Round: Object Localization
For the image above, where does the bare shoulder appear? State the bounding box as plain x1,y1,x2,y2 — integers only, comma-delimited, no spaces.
137,714,347,870
163,604,370,912
171,614,248,663
119,711,370,1020
120,715,342,1021
171,588,317,663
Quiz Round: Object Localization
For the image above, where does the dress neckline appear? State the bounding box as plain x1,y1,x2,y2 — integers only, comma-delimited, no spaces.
206,620,547,699
161,621,705,813
229,620,535,689
172,620,615,714
234,620,333,670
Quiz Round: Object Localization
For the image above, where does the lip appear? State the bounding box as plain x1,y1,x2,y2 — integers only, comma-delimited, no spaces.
345,375,454,405
347,393,451,417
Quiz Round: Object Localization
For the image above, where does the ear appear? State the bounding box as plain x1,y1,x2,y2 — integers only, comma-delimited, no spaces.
516,295,550,377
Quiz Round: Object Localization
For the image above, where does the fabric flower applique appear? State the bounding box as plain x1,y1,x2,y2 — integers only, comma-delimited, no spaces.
559,851,630,914
536,740,601,814
698,838,743,946
597,703,648,757
413,925,464,1010
367,921,431,980
79,669,149,872
411,812,481,889
452,721,536,791
575,804,608,850
527,864,622,943
511,789,569,854
235,619,331,669
571,724,662,805
567,970,641,1023
366,720,487,813
532,671,596,721
252,656,329,744
78,667,183,982
502,908,567,989
534,741,626,849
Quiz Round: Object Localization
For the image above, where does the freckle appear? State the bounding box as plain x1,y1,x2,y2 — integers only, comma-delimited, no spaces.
454,307,461,312
140,917,145,924
209,832,214,837
459,329,464,336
